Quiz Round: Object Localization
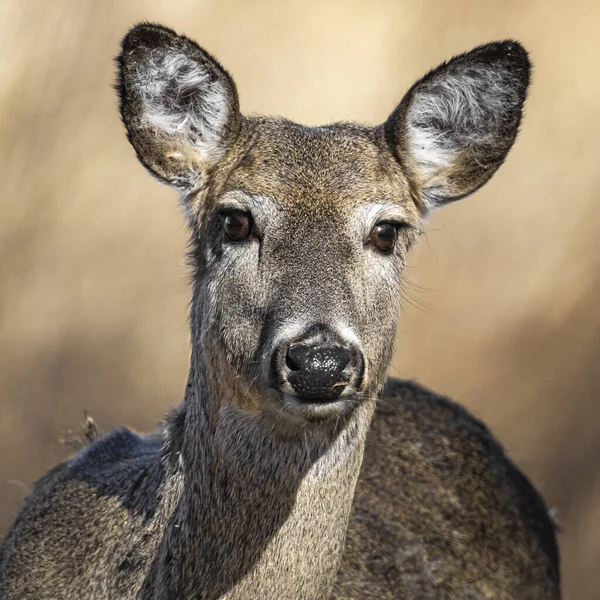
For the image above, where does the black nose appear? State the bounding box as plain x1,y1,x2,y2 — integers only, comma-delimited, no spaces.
285,343,351,400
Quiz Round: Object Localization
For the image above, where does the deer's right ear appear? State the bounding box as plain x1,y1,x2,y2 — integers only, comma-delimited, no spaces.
117,23,241,192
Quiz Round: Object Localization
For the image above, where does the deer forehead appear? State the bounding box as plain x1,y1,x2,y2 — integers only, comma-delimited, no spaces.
205,118,417,222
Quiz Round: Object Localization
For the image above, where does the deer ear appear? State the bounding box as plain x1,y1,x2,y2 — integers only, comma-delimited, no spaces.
384,41,531,210
117,23,241,191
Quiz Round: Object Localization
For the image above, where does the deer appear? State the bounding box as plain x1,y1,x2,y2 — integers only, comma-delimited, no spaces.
0,23,560,600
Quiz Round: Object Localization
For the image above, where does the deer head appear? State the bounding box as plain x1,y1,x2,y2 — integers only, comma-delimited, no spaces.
117,24,530,427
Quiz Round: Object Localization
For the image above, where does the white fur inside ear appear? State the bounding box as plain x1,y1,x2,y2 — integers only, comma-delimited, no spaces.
405,67,519,206
136,50,230,160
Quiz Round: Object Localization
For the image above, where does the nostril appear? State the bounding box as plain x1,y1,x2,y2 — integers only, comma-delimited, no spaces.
286,343,310,371
324,346,350,373
285,348,298,371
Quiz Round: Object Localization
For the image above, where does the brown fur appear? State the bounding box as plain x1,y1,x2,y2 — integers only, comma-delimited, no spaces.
0,23,558,600
335,380,560,599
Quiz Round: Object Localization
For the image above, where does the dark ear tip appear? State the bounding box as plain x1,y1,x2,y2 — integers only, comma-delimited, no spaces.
120,22,180,53
456,40,531,97
489,40,530,65
474,40,531,74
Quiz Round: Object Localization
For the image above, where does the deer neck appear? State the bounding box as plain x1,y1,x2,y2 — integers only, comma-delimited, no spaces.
155,354,376,600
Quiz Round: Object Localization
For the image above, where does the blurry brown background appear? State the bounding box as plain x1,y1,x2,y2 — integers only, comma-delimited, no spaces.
0,0,598,597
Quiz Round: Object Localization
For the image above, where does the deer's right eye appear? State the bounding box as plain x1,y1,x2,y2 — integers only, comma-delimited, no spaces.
224,211,252,242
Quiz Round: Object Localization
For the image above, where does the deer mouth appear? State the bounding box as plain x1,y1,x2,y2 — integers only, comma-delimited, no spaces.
280,393,356,421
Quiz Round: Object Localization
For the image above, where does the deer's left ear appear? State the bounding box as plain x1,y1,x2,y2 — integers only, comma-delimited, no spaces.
384,41,531,210
117,23,241,192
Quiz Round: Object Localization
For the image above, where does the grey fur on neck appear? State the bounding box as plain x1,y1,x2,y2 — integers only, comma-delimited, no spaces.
135,355,376,599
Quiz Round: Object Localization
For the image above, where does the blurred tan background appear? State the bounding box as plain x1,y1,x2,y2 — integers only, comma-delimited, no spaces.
0,0,598,597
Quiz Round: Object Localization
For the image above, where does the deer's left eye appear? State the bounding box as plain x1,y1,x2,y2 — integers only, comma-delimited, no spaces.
368,222,399,254
224,211,252,242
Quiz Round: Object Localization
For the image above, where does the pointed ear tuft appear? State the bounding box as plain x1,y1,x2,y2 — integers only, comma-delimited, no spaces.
385,41,531,210
116,23,241,191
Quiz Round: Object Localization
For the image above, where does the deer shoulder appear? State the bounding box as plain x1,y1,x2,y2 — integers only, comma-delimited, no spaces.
335,378,560,599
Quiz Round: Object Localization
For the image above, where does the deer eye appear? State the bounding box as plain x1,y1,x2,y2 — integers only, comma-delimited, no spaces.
224,211,252,242
368,222,399,254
